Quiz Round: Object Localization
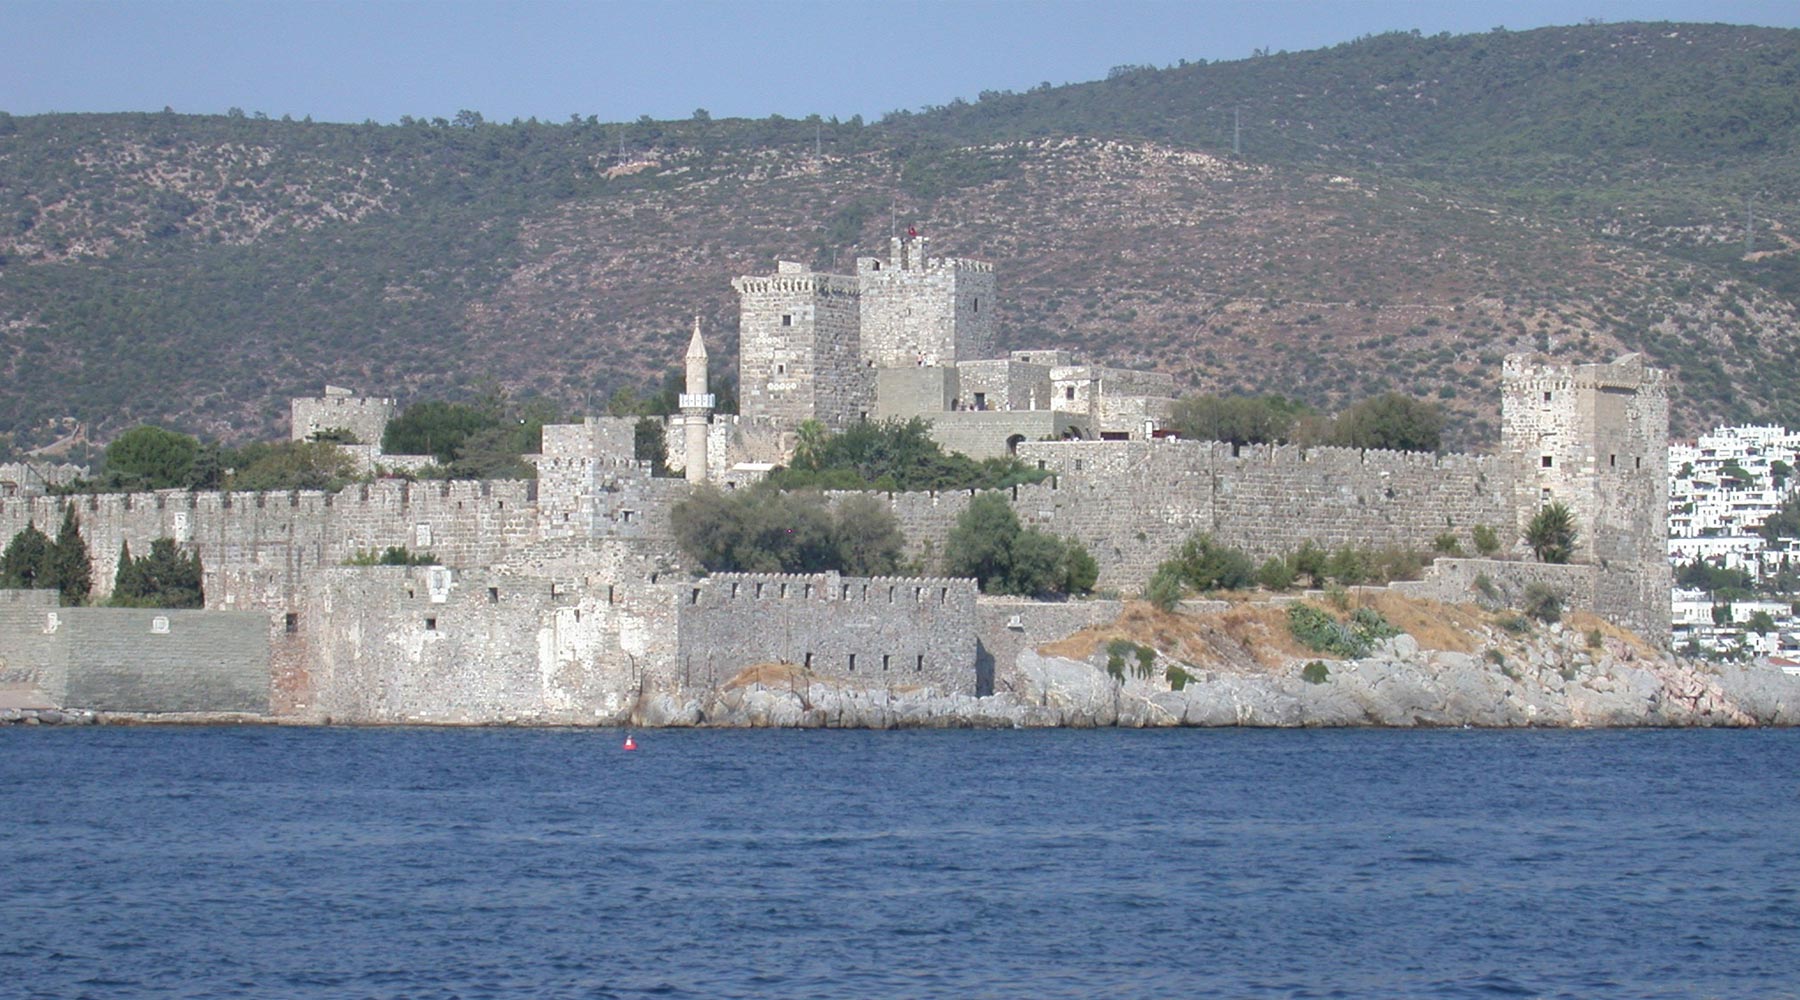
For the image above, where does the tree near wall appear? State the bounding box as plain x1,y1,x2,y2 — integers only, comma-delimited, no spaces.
1,523,52,588
1525,502,1579,564
110,538,204,609
942,492,1095,597
104,425,200,490
50,504,92,605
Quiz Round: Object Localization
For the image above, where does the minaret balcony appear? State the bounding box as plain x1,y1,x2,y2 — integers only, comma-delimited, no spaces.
679,393,716,409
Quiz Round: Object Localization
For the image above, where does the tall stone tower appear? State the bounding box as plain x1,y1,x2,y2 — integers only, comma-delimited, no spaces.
1501,353,1671,637
856,234,996,368
679,316,713,484
732,261,867,431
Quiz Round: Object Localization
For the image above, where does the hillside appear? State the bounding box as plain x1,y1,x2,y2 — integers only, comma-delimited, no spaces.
1,21,1798,454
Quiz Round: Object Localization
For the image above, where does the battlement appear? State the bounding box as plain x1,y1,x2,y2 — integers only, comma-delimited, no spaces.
693,571,977,607
731,273,860,297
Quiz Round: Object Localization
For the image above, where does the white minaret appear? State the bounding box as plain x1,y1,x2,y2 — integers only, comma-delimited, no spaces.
679,316,714,484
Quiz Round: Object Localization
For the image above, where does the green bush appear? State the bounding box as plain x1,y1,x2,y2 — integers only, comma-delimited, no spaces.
1585,628,1605,649
1165,665,1194,691
1301,660,1331,684
1288,604,1364,657
1433,532,1463,555
1172,532,1256,592
1256,556,1295,591
1472,525,1501,556
1146,562,1185,611
1523,582,1563,623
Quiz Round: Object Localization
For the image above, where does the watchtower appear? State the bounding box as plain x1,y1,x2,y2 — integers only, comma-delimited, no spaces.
732,262,867,431
1501,353,1670,636
856,235,996,368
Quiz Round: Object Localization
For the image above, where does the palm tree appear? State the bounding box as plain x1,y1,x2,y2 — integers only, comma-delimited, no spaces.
1525,502,1578,563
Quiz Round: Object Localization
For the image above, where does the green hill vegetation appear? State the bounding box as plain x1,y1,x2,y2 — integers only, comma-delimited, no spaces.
2,21,1798,456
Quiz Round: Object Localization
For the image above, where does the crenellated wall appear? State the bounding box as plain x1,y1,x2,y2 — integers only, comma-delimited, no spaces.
0,479,539,614
676,571,979,695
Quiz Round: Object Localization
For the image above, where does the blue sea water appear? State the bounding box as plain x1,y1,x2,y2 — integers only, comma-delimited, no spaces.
1,727,1796,999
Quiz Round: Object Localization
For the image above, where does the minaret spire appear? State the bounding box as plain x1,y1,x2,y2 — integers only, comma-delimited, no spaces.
680,315,714,484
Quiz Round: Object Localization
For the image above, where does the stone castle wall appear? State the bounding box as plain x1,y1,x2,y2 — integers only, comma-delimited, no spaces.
294,564,678,724
0,479,540,613
860,440,1513,592
0,598,269,713
677,572,979,695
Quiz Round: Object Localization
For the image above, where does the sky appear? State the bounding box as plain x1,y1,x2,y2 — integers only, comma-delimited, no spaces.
3,0,1798,126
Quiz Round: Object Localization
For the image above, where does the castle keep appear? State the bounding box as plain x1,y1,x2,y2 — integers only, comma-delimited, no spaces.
0,237,1673,722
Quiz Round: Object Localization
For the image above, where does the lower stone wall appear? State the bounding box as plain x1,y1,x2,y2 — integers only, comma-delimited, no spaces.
297,565,677,724
678,572,979,695
0,596,270,714
1393,558,1599,615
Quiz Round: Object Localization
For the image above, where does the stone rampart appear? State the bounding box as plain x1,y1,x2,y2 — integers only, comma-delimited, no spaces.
677,572,978,695
0,598,269,713
297,564,678,724
0,479,540,613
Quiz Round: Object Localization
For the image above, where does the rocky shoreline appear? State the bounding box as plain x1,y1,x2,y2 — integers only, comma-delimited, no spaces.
10,598,1799,730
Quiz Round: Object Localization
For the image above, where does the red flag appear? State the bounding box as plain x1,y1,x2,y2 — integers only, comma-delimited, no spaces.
907,226,918,238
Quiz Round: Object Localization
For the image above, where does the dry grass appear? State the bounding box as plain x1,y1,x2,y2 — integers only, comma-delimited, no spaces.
1353,590,1484,653
1038,590,1510,675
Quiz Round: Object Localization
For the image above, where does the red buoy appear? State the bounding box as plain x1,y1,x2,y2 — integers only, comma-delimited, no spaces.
623,734,637,751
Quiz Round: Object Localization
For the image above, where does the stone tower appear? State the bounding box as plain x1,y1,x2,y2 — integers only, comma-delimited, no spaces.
1501,353,1671,637
856,234,996,368
732,261,868,431
680,316,713,484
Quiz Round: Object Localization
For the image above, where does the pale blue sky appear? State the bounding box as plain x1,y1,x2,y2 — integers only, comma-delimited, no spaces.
3,0,1797,125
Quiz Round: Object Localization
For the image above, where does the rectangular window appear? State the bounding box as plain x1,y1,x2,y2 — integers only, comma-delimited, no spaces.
1065,386,1076,401
425,617,437,631
804,652,813,669
781,314,793,327
882,654,891,672
1543,391,1552,402
488,587,499,603
916,655,924,672
1542,456,1553,468
848,654,857,672
284,612,299,634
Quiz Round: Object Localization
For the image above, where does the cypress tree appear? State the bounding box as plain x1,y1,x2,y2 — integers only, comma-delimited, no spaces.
50,504,93,606
1,523,53,589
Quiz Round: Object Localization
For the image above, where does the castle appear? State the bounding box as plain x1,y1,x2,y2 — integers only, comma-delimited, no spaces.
0,238,1671,723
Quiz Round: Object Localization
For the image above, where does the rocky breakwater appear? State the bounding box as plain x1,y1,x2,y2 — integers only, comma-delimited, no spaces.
632,595,1800,728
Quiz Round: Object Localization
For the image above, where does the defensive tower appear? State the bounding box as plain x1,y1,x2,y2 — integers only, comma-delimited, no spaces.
856,234,996,368
1501,353,1671,636
732,262,867,431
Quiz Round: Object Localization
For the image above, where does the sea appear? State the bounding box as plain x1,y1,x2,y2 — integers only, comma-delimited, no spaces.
1,726,1795,999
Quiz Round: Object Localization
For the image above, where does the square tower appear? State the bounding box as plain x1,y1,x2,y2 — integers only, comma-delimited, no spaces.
1502,353,1671,636
733,262,868,431
856,235,996,368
